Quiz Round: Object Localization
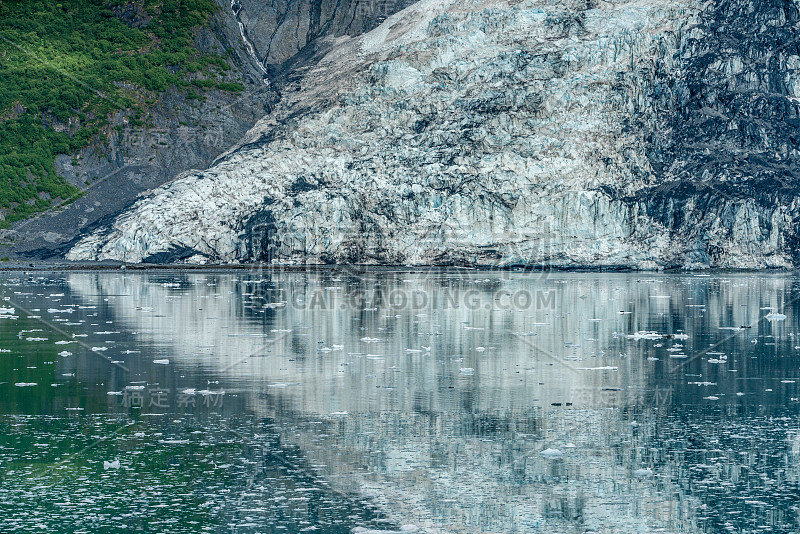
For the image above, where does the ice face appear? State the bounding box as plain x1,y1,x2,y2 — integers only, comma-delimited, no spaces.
67,0,800,269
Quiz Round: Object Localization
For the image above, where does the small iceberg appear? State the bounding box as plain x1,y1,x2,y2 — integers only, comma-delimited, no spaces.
103,460,120,470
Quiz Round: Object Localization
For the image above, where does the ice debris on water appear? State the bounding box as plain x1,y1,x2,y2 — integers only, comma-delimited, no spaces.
627,331,689,340
351,526,419,534
627,331,662,340
103,460,120,470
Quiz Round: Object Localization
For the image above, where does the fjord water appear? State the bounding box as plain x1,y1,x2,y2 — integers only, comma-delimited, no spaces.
1,270,799,533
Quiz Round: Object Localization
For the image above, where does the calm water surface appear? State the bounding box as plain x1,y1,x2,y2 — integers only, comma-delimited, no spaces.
1,270,799,533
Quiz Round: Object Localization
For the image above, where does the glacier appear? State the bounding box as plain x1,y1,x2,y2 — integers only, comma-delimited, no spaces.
67,0,800,269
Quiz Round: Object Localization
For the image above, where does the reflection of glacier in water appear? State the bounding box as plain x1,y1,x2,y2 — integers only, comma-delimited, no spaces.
65,271,800,533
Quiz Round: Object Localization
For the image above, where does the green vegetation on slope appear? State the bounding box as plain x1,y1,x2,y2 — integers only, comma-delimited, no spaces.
0,0,242,227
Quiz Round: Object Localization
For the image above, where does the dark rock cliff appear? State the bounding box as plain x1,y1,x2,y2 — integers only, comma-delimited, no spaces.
632,0,800,266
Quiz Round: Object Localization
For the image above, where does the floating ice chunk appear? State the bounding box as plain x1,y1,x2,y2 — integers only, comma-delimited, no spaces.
19,329,43,338
405,348,422,353
475,346,485,352
330,411,348,416
459,367,475,375
766,312,787,321
14,382,37,387
634,468,654,476
539,448,563,458
703,396,720,400
91,347,108,351
55,340,76,345
58,351,72,357
360,337,381,343
153,359,169,365
107,391,123,396
0,307,15,314
627,331,662,340
47,308,73,314
198,389,225,396
26,337,47,342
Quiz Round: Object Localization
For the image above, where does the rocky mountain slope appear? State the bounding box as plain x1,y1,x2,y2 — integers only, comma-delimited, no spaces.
67,0,800,268
8,0,408,258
